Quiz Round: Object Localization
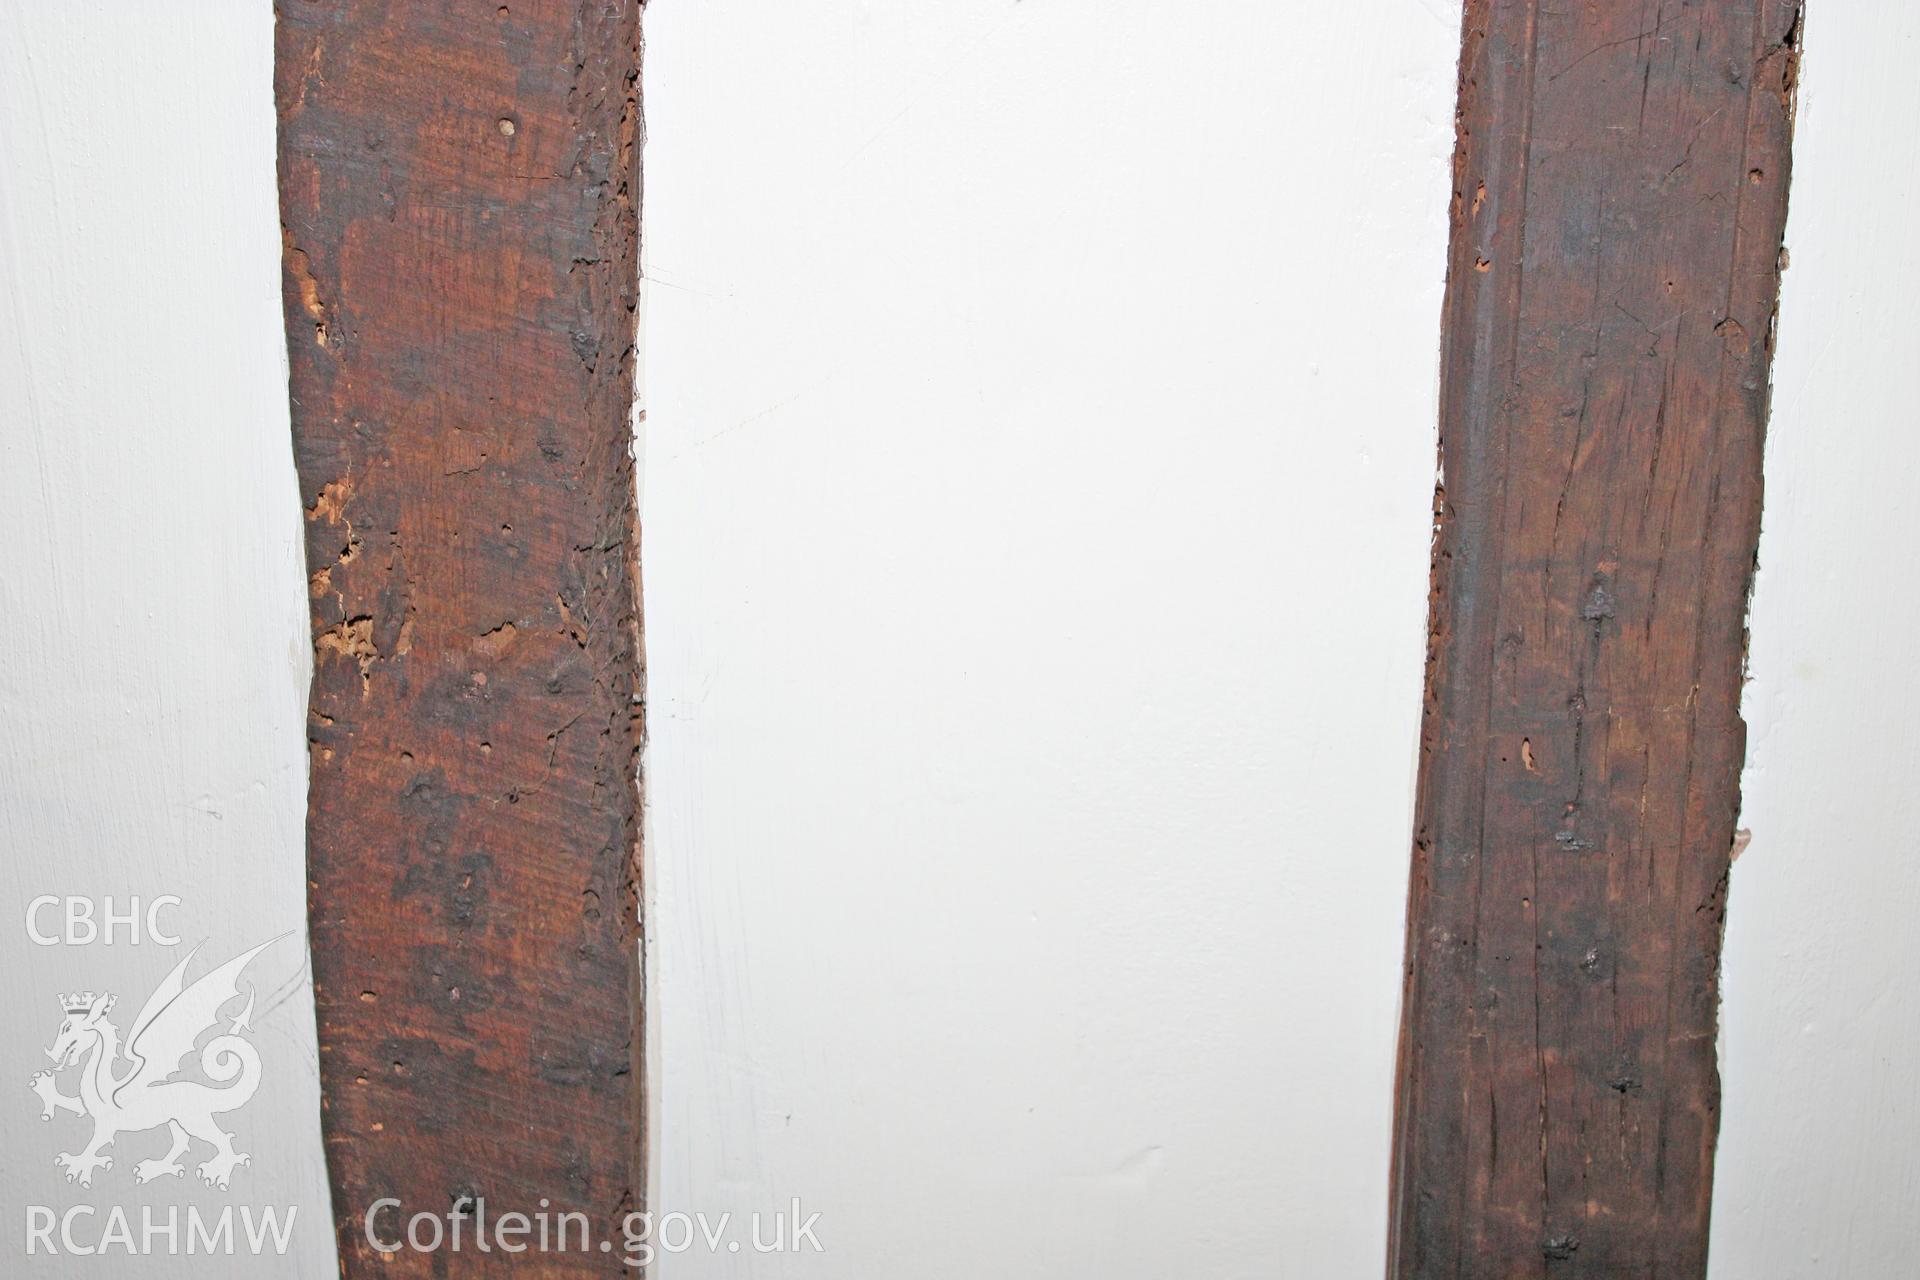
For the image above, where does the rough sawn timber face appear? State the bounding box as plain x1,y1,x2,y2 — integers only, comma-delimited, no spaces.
1389,2,1800,1276
276,2,644,1272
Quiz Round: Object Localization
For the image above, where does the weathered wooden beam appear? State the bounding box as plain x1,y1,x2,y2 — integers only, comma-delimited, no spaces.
276,1,644,1270
1389,2,1800,1275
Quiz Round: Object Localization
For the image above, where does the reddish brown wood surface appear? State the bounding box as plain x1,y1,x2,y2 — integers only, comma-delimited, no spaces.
276,2,644,1271
1389,2,1799,1275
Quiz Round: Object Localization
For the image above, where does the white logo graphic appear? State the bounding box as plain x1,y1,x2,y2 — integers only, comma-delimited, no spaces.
27,937,281,1191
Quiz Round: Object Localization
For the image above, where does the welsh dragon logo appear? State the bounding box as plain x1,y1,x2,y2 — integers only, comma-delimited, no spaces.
27,937,281,1190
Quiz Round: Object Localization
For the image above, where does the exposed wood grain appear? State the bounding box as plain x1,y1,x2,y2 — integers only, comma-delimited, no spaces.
1389,2,1800,1275
276,1,644,1271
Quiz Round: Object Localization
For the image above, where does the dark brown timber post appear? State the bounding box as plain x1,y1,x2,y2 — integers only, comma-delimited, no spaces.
276,2,644,1271
1389,2,1799,1275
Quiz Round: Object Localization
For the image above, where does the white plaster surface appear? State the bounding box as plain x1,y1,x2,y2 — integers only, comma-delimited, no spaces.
0,3,332,1275
640,1,1458,1272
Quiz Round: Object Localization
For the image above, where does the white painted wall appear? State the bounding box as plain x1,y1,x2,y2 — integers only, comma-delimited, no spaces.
1710,7,1920,1275
640,1,1457,1273
0,3,332,1276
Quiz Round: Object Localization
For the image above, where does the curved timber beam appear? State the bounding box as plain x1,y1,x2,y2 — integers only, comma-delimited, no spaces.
276,2,645,1272
1390,2,1801,1275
